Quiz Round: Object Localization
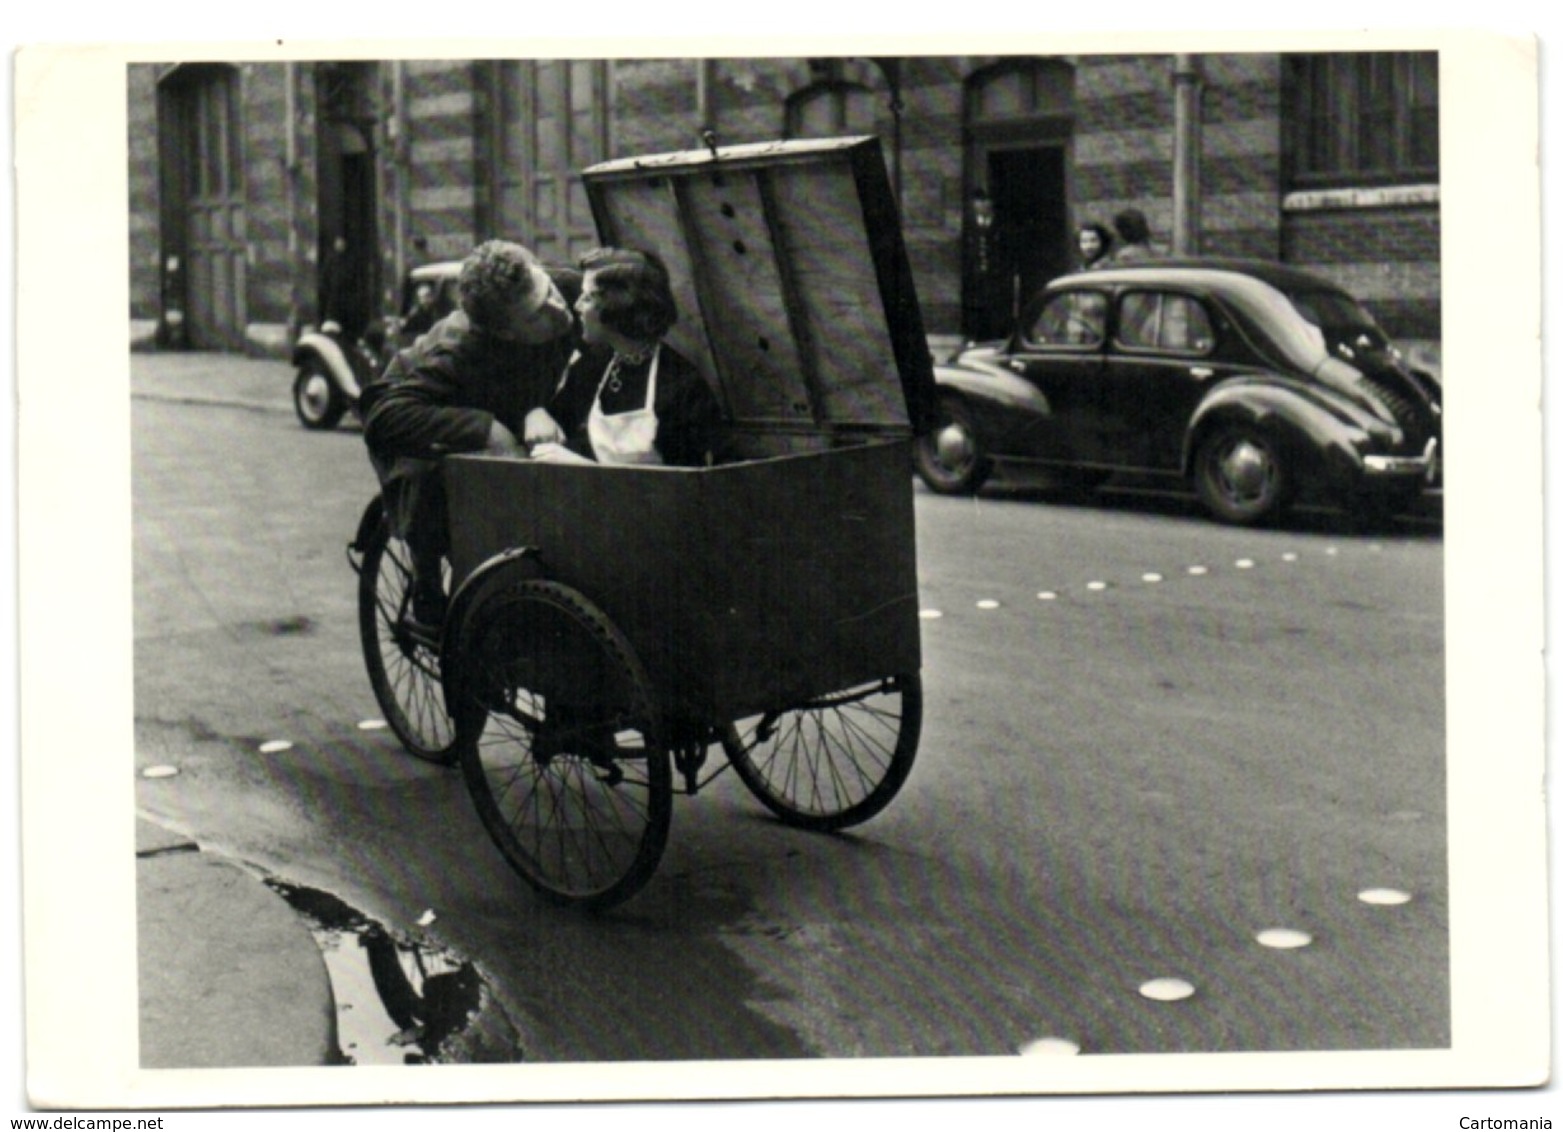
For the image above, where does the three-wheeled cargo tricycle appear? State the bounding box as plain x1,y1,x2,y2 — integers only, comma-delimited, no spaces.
349,135,936,909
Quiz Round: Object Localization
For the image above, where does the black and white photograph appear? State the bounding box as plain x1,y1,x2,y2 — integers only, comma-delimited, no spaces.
7,8,1553,1129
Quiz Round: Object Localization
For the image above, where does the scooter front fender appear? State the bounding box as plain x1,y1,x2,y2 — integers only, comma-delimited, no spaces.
292,331,363,401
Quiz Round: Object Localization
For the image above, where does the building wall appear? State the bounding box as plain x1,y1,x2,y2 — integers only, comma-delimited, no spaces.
125,53,1441,361
126,67,161,347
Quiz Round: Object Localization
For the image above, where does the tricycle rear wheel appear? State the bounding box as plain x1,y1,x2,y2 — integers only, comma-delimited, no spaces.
722,673,921,832
452,579,672,910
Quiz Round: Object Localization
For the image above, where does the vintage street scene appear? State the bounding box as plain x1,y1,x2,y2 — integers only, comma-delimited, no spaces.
112,47,1467,1082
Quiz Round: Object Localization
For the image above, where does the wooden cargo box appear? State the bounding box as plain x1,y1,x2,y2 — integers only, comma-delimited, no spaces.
445,135,935,722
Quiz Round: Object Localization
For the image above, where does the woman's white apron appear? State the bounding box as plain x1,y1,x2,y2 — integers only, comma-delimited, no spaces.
587,345,663,466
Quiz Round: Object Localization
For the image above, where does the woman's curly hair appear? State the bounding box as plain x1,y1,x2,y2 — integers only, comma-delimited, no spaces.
458,240,547,329
578,246,678,343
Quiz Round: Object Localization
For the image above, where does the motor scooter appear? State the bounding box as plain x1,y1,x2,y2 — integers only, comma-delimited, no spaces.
289,260,461,431
289,318,392,430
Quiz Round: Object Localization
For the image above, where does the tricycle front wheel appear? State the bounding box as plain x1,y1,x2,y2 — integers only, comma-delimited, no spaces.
722,673,921,832
452,579,671,910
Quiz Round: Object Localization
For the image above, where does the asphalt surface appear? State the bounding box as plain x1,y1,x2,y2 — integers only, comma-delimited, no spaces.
132,349,346,1068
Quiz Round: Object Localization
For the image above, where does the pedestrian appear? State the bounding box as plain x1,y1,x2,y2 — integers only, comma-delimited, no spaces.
1075,222,1114,270
318,234,368,338
398,281,442,342
359,239,581,629
1108,208,1158,265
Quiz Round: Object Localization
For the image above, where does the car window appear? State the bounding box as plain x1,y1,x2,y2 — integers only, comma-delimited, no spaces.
1116,291,1215,354
1024,291,1108,348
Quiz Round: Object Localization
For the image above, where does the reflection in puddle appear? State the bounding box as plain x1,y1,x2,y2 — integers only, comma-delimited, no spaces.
266,880,520,1065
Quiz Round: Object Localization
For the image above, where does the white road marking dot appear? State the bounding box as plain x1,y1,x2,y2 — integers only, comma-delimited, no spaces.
1019,1037,1081,1056
1326,547,1340,556
1139,978,1196,1002
141,765,180,779
977,599,1001,610
1256,928,1313,949
1087,581,1108,591
919,609,943,619
1235,558,1255,569
258,740,294,754
1188,565,1209,576
357,719,388,731
1282,552,1299,562
1358,887,1412,906
1037,592,1057,601
1142,573,1163,583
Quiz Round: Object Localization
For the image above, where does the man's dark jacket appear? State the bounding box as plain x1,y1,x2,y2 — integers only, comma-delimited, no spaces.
359,266,581,536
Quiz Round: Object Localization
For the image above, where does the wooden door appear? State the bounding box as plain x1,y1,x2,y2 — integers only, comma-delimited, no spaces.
165,66,247,351
498,60,605,267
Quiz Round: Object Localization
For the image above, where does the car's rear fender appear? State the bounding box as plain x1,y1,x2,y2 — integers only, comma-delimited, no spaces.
1184,383,1375,492
291,332,362,400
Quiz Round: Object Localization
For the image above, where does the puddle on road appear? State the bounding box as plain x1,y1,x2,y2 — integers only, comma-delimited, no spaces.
265,879,523,1065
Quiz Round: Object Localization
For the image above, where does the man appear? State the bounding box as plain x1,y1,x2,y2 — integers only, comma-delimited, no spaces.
397,280,442,342
1108,208,1159,265
361,239,581,628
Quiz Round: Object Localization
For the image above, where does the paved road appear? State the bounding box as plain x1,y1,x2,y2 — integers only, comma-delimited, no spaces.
131,366,1446,1065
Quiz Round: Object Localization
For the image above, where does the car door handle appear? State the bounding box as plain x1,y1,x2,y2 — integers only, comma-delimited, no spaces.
1188,367,1214,380
1008,359,1027,373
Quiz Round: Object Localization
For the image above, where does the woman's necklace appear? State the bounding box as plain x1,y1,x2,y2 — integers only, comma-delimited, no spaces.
606,343,654,393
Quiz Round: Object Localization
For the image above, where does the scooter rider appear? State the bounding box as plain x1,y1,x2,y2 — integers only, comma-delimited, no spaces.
360,239,580,629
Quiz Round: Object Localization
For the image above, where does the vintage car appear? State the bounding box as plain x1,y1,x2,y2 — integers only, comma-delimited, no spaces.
914,258,1442,525
290,260,461,430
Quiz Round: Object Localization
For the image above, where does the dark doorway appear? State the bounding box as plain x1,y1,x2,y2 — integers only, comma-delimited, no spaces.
961,60,1076,341
315,64,381,338
983,145,1068,334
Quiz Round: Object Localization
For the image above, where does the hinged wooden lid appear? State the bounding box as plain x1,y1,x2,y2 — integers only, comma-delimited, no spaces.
582,136,935,440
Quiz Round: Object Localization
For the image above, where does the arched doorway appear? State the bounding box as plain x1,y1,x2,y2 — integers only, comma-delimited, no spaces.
157,63,247,350
314,62,381,337
963,60,1076,340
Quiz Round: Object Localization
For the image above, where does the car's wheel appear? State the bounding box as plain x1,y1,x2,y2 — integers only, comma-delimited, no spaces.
914,396,993,494
1194,423,1290,525
293,363,347,431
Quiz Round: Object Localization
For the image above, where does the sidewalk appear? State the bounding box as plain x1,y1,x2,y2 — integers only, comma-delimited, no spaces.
136,818,339,1068
130,350,300,416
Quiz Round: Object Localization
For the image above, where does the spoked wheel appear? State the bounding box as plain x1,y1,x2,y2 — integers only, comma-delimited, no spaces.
356,508,460,765
721,672,922,832
452,579,672,910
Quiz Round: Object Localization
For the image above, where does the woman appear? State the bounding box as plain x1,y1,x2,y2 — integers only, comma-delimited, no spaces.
1076,222,1114,270
524,247,720,468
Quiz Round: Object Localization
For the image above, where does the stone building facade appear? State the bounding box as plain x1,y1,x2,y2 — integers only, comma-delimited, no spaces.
127,52,1440,363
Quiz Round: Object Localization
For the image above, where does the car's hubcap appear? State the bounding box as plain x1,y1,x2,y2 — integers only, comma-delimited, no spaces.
935,422,974,471
298,373,332,420
1217,439,1274,503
